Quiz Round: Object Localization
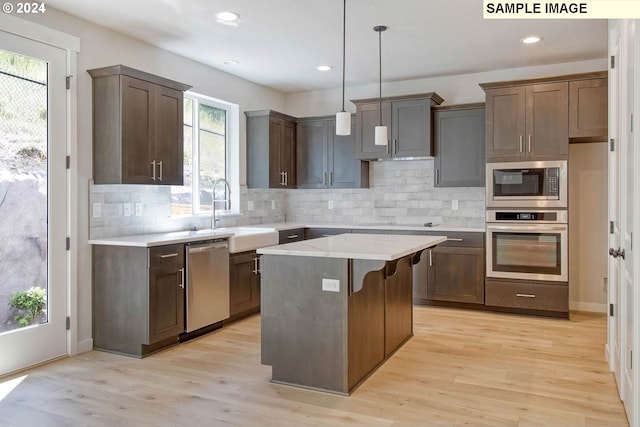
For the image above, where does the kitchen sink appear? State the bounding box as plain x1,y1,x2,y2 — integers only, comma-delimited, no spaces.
214,227,279,253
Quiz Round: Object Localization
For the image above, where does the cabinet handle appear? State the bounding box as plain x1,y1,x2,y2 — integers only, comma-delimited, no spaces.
519,136,523,153
393,139,397,154
329,171,333,185
252,257,260,274
428,249,432,266
528,135,532,153
160,253,179,258
178,268,185,289
516,293,536,298
158,160,163,181
447,238,464,242
284,171,288,187
435,169,440,185
323,172,327,185
151,160,156,181
280,171,285,186
386,143,390,155
287,234,299,239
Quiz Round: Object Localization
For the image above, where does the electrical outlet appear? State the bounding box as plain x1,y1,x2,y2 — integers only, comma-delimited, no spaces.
92,203,101,218
135,202,143,216
322,278,340,292
451,199,459,210
123,202,132,217
328,200,334,210
247,201,255,211
271,200,276,210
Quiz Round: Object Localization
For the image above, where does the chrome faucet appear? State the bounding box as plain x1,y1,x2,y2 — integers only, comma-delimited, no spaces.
211,178,231,229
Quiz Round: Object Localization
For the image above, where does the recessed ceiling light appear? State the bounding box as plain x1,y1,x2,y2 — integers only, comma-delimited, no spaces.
215,11,239,22
317,65,333,71
223,60,239,66
521,36,542,44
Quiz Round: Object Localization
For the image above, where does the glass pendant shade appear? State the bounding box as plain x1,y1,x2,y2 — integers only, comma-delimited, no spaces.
374,125,388,145
336,111,351,135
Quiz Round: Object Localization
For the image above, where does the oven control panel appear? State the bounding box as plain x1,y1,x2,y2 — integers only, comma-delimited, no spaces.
487,209,568,224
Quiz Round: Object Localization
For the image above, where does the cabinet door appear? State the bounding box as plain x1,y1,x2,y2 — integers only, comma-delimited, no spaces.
230,252,260,316
392,99,431,157
297,120,328,188
121,76,155,183
268,117,284,188
148,265,184,344
329,118,359,188
356,102,391,159
433,108,485,187
428,246,484,304
281,120,297,187
526,82,568,160
569,78,608,141
485,86,526,161
154,85,184,185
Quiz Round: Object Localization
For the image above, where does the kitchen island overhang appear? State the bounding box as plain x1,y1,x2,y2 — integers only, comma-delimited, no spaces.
257,233,446,395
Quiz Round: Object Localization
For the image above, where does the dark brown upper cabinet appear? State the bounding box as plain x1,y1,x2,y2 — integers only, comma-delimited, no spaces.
483,82,568,162
569,77,608,142
432,104,485,187
353,93,443,160
88,65,191,185
246,110,297,188
296,116,368,189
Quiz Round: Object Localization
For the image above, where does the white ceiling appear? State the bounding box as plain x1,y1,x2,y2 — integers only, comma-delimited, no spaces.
45,0,608,93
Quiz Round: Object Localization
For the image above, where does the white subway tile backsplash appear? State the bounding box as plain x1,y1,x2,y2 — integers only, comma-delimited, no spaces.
89,159,485,238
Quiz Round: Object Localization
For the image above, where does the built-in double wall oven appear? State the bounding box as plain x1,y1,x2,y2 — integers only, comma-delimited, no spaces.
486,160,568,283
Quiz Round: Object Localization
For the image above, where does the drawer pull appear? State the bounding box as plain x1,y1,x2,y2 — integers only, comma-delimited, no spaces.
160,253,179,258
447,238,464,242
287,234,299,239
178,268,185,289
252,257,260,274
516,293,536,298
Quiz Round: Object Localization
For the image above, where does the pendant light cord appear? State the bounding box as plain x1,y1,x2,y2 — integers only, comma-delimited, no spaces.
341,0,346,112
378,27,382,126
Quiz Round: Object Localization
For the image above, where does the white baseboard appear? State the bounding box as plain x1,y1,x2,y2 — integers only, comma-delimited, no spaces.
77,338,93,354
569,301,607,313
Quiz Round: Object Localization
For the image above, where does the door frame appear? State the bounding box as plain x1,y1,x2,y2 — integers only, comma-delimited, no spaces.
0,14,79,359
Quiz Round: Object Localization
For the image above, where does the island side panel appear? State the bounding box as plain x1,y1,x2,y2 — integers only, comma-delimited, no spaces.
261,255,349,394
385,256,414,356
347,263,385,391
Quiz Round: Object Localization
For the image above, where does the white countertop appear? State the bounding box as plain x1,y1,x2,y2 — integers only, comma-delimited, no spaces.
88,229,236,247
253,222,484,233
257,233,447,261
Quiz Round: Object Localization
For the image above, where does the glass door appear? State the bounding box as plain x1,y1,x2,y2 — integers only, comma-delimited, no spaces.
0,31,68,375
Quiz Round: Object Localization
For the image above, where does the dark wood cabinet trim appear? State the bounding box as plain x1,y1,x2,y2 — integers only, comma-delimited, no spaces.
479,71,607,91
351,92,444,106
87,65,191,91
432,102,485,111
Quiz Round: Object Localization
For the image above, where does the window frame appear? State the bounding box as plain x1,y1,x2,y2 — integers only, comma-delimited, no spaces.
172,91,239,217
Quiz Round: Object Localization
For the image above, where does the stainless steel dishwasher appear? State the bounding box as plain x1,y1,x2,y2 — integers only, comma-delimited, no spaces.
185,239,230,333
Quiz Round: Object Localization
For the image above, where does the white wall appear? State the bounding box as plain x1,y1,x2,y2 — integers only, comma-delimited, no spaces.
284,59,607,116
17,7,286,351
569,142,609,313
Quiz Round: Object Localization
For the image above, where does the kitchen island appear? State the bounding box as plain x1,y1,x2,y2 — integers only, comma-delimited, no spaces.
257,233,446,395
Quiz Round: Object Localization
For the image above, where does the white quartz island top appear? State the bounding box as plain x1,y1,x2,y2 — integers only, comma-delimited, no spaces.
88,229,236,247
258,233,447,261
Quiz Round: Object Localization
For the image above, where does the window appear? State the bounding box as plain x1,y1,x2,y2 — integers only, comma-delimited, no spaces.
171,93,238,216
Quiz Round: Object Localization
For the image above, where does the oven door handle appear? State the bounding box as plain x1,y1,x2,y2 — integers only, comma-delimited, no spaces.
487,224,567,232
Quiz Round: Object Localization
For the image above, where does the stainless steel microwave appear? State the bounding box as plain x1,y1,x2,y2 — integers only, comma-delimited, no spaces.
486,160,567,208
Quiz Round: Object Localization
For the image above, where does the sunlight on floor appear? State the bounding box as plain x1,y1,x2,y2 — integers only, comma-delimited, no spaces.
0,375,27,402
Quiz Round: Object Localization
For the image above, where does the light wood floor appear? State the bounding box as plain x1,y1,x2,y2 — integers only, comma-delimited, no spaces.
0,306,629,427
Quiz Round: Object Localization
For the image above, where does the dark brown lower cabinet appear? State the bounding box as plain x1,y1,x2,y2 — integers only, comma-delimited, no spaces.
413,232,485,305
93,243,185,357
228,251,261,321
485,279,569,317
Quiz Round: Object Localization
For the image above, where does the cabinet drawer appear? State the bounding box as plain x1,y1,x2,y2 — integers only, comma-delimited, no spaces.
485,279,568,312
429,231,484,248
279,228,305,243
149,244,184,267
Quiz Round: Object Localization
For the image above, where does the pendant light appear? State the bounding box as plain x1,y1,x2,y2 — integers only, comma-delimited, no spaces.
374,25,388,146
335,0,351,135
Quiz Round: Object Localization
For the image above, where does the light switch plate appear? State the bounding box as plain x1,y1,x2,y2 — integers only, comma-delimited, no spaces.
451,199,459,210
248,200,255,211
328,200,334,210
322,278,340,292
271,200,276,210
135,202,143,216
92,203,101,218
123,202,132,216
